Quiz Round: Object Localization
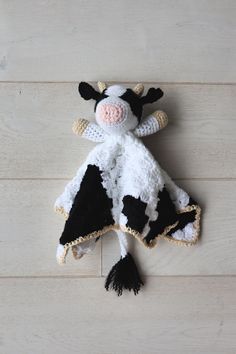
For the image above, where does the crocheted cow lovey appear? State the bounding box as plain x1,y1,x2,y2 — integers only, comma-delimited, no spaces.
55,82,201,296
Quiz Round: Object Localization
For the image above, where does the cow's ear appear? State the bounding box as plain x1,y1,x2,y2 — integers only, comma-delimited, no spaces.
140,88,164,105
78,82,101,101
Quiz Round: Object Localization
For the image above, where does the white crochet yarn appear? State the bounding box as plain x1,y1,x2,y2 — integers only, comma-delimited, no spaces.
55,84,198,261
82,122,107,142
95,96,139,135
56,238,96,263
172,222,196,241
105,85,126,97
79,113,166,142
56,244,67,264
72,239,96,259
76,85,168,141
55,132,190,241
160,169,189,211
117,230,129,258
134,114,160,137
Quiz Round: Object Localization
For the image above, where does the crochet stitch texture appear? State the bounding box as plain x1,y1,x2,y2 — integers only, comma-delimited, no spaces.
55,82,201,295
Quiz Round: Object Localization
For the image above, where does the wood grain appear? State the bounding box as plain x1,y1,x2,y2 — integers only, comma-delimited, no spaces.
102,180,236,276
1,179,235,277
0,180,101,276
0,1,236,82
0,277,236,354
1,1,235,353
1,82,236,179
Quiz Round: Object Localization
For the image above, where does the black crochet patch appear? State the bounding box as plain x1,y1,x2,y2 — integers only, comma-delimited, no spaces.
120,89,143,121
122,195,148,233
60,164,114,245
167,198,198,236
94,91,108,111
144,187,179,245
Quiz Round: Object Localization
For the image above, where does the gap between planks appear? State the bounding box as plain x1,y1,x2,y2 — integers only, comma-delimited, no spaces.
1,275,236,280
0,81,236,86
0,178,236,181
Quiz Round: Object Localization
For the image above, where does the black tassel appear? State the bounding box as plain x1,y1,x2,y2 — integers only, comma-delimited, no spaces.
105,253,144,296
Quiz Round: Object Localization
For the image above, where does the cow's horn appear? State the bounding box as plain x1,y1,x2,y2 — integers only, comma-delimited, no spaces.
97,81,107,93
132,83,144,96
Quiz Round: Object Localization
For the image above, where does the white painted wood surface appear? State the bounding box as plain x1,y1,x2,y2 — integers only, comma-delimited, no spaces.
102,180,236,276
1,277,236,354
1,179,236,277
1,83,236,179
0,0,236,82
1,1,235,352
0,180,101,277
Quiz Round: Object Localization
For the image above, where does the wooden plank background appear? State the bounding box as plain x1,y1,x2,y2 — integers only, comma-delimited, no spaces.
0,1,236,353
0,0,236,82
1,278,236,354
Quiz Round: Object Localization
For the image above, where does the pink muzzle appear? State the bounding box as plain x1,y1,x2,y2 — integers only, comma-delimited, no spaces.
97,103,125,124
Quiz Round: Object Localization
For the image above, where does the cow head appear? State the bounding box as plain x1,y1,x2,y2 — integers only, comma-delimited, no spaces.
78,82,164,134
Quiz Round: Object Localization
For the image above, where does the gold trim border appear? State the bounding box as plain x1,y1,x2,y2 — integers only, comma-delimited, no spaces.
55,204,201,263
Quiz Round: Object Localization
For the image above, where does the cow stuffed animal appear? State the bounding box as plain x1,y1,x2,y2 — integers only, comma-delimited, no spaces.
55,81,201,296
